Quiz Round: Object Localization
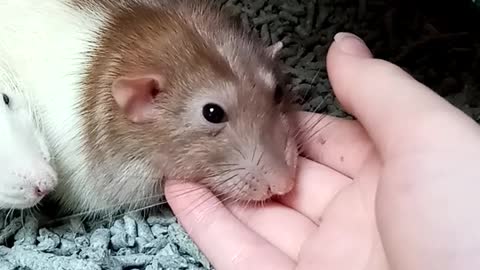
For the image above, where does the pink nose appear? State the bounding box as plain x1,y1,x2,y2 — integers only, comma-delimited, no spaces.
267,177,295,196
34,186,50,197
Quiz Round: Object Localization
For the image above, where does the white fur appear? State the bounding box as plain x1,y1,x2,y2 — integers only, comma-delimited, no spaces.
0,52,57,209
0,1,108,211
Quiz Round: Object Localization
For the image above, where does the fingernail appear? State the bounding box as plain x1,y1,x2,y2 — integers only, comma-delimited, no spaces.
333,32,371,57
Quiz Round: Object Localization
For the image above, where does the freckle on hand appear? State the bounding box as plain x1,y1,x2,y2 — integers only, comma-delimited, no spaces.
340,156,344,162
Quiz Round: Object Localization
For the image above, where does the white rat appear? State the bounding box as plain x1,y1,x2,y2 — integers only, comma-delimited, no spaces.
0,55,58,210
0,0,299,215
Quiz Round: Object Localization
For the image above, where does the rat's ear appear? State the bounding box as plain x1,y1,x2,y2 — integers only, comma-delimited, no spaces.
111,74,165,123
266,41,283,59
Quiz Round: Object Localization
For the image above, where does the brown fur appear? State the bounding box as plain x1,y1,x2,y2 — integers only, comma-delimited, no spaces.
61,0,297,213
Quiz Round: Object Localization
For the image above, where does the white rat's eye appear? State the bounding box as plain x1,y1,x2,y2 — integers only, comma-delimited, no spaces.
202,103,227,123
2,94,10,107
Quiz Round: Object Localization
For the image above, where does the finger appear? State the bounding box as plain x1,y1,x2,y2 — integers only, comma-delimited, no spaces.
297,156,381,270
293,111,374,178
164,180,295,270
225,157,354,260
326,32,480,158
279,157,352,224
226,200,317,261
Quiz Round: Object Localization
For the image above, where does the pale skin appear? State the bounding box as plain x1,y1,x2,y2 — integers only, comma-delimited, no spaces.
165,32,480,270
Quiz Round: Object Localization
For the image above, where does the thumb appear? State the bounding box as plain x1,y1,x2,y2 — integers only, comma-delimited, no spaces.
326,32,480,158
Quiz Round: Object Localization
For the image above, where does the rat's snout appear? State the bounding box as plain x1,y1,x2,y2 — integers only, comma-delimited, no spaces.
257,132,298,199
0,163,58,209
239,160,296,201
21,161,58,201
32,170,57,198
34,166,57,195
269,177,294,195
263,165,295,196
239,169,294,202
34,186,49,197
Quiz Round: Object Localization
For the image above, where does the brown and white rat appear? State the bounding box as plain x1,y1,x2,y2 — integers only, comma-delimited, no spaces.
0,0,299,215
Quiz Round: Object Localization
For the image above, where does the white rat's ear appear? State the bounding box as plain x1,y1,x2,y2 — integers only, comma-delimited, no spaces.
266,41,283,59
111,74,165,123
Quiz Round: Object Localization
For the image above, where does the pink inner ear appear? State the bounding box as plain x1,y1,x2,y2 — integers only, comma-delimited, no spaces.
111,74,165,123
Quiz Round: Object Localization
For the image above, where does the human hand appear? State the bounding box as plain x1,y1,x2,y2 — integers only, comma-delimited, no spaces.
165,32,480,270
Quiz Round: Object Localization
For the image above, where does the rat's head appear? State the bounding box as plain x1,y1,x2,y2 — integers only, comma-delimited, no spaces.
173,65,299,202
100,3,299,203
0,88,57,209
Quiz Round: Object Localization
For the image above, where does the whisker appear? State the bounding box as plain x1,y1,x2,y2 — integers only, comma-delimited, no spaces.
96,200,171,225
223,181,248,210
300,69,321,103
290,111,320,144
175,189,223,218
298,113,327,138
209,174,240,191
295,113,328,143
256,150,264,167
54,171,248,224
20,210,25,227
232,145,247,160
45,163,254,225
298,118,335,153
221,173,250,204
158,104,176,114
215,163,240,167
45,193,170,224
6,209,14,225
202,174,239,199
165,185,216,200
207,168,245,178
295,101,328,140
202,190,240,215
310,97,328,114
208,188,240,212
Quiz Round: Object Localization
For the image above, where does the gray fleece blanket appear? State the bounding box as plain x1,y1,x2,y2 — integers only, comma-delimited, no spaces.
1,0,479,269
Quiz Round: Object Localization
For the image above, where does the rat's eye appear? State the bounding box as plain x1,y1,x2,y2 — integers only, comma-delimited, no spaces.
2,94,10,106
202,103,227,123
274,85,283,104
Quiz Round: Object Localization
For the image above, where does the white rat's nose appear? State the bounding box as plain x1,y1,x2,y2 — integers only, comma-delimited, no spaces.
28,165,58,199
34,182,53,198
0,162,58,209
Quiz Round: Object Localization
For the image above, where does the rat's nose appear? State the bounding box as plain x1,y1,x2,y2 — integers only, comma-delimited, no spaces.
267,176,295,196
32,169,57,198
34,185,51,197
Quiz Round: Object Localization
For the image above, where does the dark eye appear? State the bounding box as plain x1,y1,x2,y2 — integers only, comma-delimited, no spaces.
274,85,283,104
202,103,227,123
2,94,10,106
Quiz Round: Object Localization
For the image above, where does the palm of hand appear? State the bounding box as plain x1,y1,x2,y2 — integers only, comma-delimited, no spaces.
166,113,386,270
227,114,385,270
